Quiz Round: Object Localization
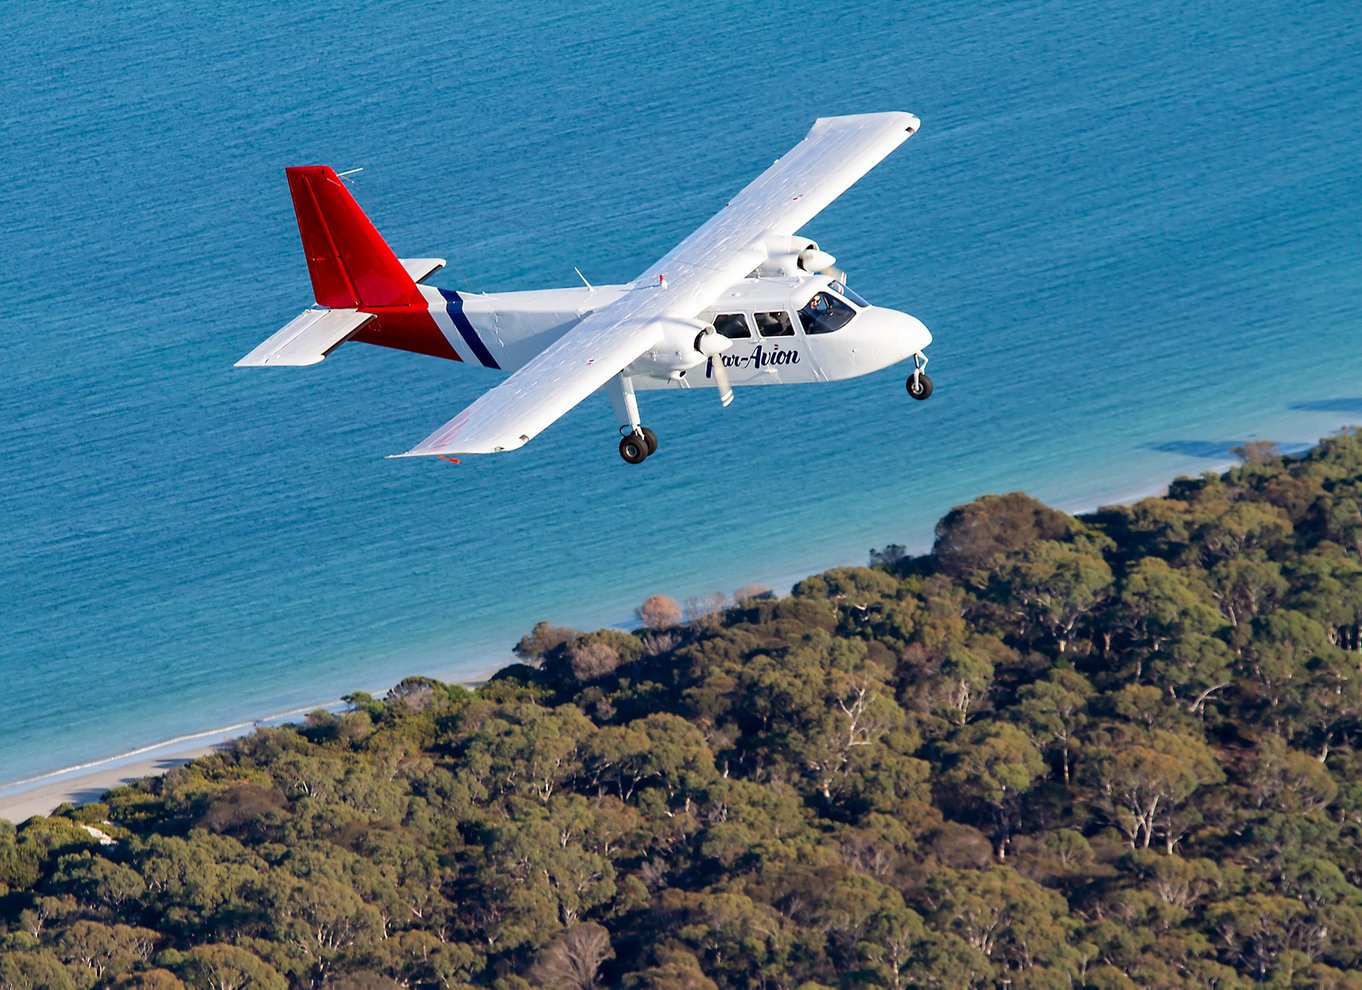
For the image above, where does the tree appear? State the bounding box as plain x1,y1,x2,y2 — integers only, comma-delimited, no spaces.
1241,609,1333,717
659,889,794,985
1205,893,1324,981
526,922,615,989
515,620,579,663
939,722,1046,859
1208,556,1287,627
0,949,77,990
638,595,683,630
457,702,595,802
793,566,900,604
1191,499,1292,565
48,851,145,911
1283,647,1362,761
1014,668,1093,784
1232,440,1281,467
621,948,718,990
1107,556,1222,658
922,866,1081,977
992,539,1113,652
1082,729,1224,852
933,648,994,726
1245,736,1338,814
167,944,287,990
54,921,159,985
571,639,623,681
933,493,1073,578
869,544,911,569
683,592,729,630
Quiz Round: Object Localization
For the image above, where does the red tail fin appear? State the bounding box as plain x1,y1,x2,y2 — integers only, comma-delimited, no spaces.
285,166,423,309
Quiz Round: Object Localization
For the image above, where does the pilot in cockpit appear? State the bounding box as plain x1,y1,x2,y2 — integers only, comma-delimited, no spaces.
798,290,855,334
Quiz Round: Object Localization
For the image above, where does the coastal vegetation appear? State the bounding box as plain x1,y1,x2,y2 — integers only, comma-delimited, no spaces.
6,433,1362,988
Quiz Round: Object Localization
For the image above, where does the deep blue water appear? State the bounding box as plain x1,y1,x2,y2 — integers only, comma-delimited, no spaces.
2,1,1360,787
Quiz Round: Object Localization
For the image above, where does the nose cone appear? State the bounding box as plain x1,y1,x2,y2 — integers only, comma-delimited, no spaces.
899,312,932,358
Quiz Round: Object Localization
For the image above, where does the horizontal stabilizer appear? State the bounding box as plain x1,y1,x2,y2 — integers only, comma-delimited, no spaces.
400,258,446,283
235,308,374,367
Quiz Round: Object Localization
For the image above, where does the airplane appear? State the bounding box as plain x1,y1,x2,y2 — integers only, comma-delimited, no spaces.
237,111,933,464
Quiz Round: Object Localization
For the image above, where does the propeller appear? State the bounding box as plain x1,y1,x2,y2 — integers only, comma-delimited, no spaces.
695,328,734,407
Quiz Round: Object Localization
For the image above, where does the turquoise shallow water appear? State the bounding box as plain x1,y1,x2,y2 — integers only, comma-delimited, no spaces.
2,1,1360,786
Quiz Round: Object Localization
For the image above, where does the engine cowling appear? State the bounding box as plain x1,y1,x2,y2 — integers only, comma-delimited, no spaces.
752,234,839,278
625,317,731,378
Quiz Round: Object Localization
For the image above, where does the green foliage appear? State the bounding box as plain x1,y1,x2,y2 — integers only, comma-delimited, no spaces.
8,431,1362,986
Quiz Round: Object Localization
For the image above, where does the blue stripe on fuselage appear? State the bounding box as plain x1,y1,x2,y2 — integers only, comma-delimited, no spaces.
438,288,501,370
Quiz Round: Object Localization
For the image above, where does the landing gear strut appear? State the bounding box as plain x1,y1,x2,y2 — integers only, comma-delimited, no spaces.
907,351,933,401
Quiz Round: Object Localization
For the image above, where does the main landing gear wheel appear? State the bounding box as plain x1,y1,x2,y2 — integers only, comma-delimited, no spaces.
641,427,658,456
619,432,650,464
907,372,934,401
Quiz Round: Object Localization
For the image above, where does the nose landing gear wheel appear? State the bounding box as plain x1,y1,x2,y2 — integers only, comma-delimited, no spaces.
640,427,658,456
907,372,934,400
619,433,650,464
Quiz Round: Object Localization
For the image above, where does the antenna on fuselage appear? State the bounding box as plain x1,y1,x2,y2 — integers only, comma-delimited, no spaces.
573,267,594,291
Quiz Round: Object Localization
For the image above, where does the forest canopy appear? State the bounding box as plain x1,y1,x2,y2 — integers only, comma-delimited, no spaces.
6,433,1362,988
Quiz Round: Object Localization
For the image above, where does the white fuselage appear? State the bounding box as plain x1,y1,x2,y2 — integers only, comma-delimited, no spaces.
435,273,931,389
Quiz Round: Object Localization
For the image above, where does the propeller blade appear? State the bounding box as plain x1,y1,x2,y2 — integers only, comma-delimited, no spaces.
711,354,733,407
695,327,735,407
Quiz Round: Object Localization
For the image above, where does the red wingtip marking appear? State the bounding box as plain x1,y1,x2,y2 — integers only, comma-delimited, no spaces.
438,456,461,464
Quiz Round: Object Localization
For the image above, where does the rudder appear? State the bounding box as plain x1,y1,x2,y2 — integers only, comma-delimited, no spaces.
286,166,423,310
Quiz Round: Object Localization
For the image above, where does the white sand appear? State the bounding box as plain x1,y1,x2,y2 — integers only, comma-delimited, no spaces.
0,671,500,824
0,713,298,824
0,743,223,823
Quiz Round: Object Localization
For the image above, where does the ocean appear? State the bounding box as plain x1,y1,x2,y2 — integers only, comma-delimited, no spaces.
2,0,1359,789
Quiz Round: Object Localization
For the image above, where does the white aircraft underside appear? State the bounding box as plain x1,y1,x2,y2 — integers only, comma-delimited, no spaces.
237,111,934,464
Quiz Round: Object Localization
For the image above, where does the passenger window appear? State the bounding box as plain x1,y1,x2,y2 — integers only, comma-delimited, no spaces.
713,313,751,339
755,311,794,337
798,292,856,335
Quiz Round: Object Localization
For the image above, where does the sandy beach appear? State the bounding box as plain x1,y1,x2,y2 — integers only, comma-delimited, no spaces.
0,746,221,823
0,671,500,824
0,713,313,824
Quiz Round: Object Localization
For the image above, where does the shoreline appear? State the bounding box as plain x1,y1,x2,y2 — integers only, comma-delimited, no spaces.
0,665,502,824
0,439,1327,824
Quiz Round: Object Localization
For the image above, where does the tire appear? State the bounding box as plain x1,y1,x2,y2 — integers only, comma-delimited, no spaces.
619,434,649,464
907,372,934,400
641,427,658,455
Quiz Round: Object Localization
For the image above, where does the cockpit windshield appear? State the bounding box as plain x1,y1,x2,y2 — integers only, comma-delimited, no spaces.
798,291,857,335
828,280,869,308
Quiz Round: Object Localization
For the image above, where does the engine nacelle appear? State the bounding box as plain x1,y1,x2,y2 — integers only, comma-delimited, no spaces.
752,234,838,278
625,317,725,377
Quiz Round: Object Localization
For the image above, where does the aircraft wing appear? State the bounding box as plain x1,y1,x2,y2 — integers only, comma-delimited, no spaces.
641,110,919,284
396,240,765,456
397,111,917,457
396,308,668,456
